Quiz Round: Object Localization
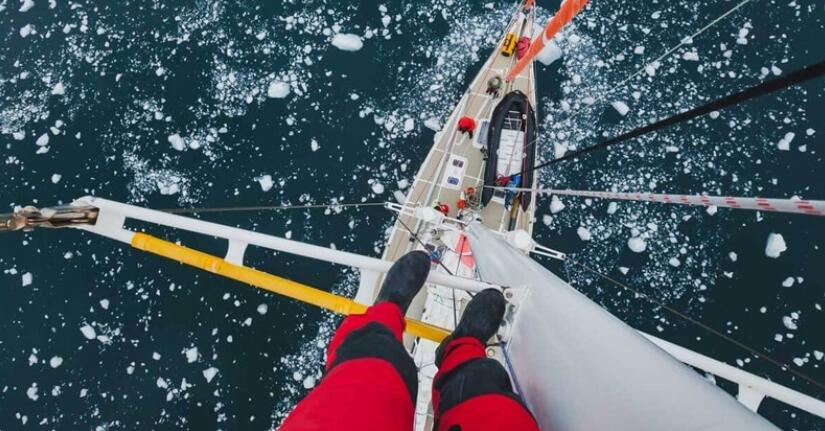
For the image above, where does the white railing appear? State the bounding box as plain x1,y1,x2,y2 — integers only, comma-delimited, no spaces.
642,333,825,419
72,196,499,294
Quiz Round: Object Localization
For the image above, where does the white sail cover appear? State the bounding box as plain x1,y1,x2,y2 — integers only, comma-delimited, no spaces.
466,223,779,431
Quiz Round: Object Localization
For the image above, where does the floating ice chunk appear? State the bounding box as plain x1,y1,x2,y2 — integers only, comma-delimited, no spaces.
728,251,738,262
628,237,647,253
792,358,805,367
782,316,798,330
765,233,787,258
80,324,96,340
393,190,406,205
168,133,185,151
49,356,63,368
22,272,33,286
706,205,717,216
331,33,363,51
536,40,562,66
157,179,180,196
682,51,699,61
633,46,645,55
302,376,316,389
203,367,219,383
13,131,26,140
611,101,630,116
35,133,49,147
371,181,385,194
257,303,268,315
607,202,618,214
403,118,415,132
20,24,33,38
397,179,409,189
782,277,795,287
644,64,656,77
20,0,35,12
619,267,629,275
776,132,795,151
185,347,198,363
771,65,782,76
27,384,38,401
550,196,565,214
99,299,109,309
424,118,441,131
51,82,65,96
310,139,320,152
257,175,274,192
815,350,824,361
51,174,62,184
156,377,168,389
668,257,681,267
576,227,592,241
542,215,552,226
267,81,290,98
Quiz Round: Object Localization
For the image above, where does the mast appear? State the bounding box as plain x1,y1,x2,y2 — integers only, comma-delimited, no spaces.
506,0,589,82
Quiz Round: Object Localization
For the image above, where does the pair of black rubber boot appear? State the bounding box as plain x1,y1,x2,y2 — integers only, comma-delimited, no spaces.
377,251,506,358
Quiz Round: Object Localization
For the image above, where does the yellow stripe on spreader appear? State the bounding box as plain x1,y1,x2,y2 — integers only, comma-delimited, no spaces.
130,233,450,343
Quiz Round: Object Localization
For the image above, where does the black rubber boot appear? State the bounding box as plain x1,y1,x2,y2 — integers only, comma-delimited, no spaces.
436,289,506,365
375,250,431,314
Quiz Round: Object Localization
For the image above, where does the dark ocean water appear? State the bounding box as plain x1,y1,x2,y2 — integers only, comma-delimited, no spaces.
0,0,823,429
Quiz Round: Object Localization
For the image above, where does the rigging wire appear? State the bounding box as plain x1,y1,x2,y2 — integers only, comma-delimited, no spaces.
520,0,755,158
159,202,386,214
566,257,825,392
562,0,755,124
514,58,825,176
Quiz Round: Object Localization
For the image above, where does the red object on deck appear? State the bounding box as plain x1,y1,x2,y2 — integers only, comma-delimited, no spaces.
458,116,476,132
516,37,531,59
436,203,450,215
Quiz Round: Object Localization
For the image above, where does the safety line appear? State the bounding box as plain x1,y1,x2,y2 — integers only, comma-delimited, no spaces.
484,187,825,217
520,58,825,174
566,258,825,392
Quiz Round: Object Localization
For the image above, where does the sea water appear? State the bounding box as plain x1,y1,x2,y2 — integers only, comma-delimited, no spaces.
0,0,823,429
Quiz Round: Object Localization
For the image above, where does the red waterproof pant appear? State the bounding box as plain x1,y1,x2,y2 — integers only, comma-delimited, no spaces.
279,303,540,431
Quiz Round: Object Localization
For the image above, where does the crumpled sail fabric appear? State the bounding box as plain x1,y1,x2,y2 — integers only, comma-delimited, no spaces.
466,223,778,431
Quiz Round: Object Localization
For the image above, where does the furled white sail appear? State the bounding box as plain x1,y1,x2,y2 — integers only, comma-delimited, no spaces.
466,223,779,431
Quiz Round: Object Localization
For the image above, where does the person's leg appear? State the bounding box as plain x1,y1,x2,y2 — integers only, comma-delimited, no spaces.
431,290,540,431
280,251,431,431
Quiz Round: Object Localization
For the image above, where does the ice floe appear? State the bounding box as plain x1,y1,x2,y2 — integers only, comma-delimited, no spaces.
331,33,363,51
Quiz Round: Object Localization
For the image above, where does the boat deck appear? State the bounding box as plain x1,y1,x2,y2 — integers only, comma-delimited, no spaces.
382,15,538,266
360,6,540,431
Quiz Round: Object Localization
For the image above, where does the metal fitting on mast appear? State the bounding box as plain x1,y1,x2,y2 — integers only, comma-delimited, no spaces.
0,205,99,232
